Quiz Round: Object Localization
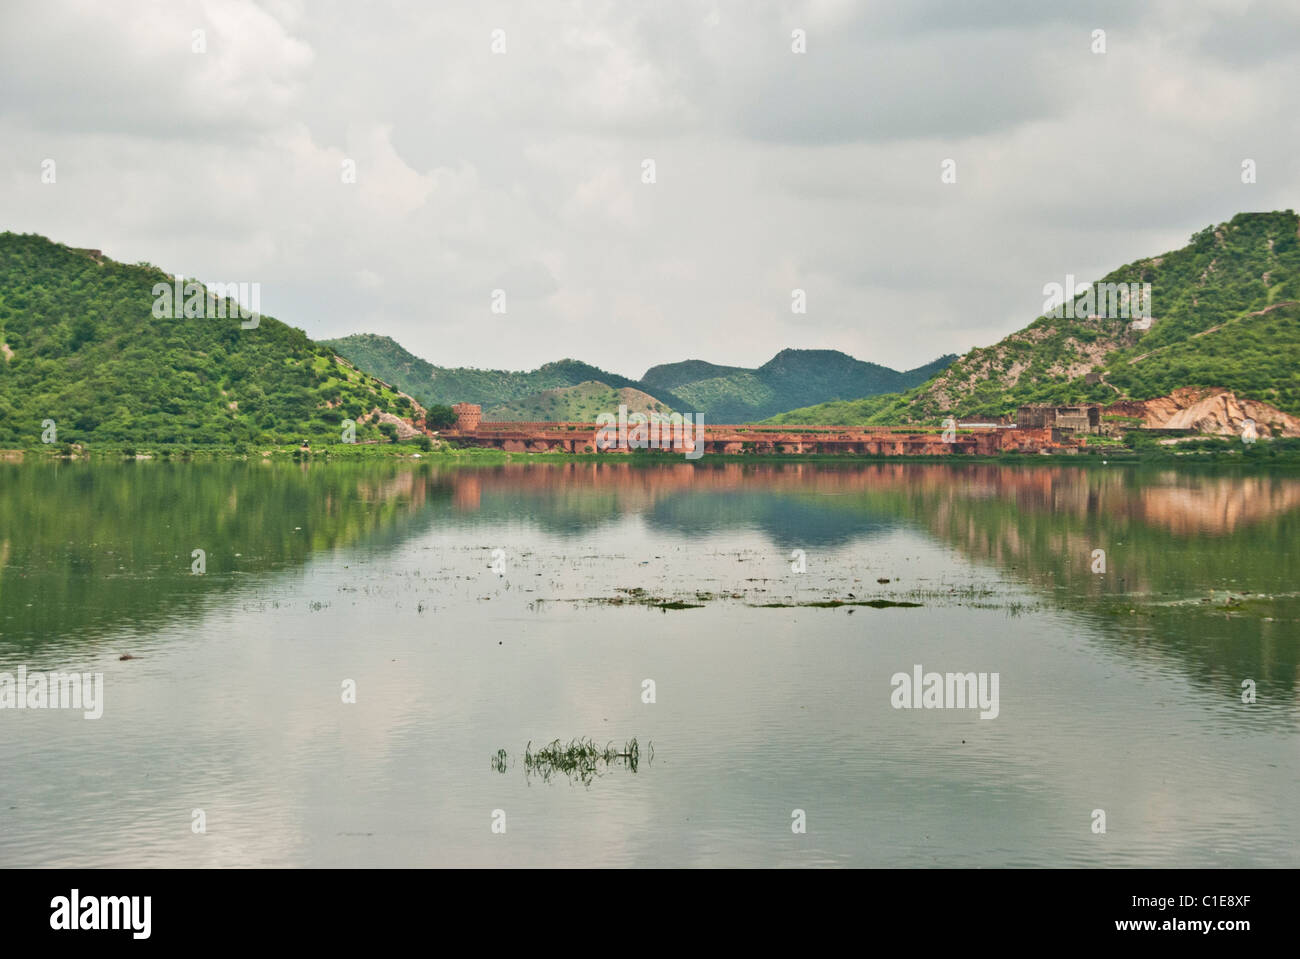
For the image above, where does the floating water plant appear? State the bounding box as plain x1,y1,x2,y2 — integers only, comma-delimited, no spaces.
491,737,646,784
753,599,923,609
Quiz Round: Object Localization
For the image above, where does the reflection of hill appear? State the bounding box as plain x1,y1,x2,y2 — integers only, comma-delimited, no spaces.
8,460,1297,706
437,463,901,544
434,461,1300,538
885,468,1300,702
437,461,1300,702
0,462,452,651
644,492,898,547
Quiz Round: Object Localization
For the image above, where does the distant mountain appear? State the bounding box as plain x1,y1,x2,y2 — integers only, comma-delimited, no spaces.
325,334,955,423
321,333,691,415
637,359,751,392
642,348,956,423
0,233,421,447
768,210,1300,426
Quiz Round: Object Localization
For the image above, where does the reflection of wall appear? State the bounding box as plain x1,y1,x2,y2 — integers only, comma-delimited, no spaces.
453,476,481,511
435,462,1300,535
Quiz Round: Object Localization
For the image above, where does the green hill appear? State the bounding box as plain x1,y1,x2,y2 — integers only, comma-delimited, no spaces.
322,333,688,412
768,210,1300,425
641,349,956,422
637,358,752,392
0,233,421,447
485,381,674,421
328,333,955,423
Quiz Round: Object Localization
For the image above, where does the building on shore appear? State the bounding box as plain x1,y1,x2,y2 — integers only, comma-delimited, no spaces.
442,403,1087,456
1015,404,1101,434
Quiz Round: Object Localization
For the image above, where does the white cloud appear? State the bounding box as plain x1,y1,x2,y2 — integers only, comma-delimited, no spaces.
2,0,1297,374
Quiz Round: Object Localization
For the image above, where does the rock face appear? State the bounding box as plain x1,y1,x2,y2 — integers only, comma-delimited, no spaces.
365,409,424,440
1139,387,1300,437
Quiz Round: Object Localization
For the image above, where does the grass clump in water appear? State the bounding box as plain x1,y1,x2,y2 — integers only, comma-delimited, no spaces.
516,737,642,784
753,599,923,609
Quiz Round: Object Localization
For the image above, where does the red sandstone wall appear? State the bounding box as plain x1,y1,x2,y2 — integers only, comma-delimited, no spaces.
451,403,482,432
442,416,1078,456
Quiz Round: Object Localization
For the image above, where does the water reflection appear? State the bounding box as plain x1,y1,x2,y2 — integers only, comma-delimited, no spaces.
1,459,1296,867
4,461,1298,703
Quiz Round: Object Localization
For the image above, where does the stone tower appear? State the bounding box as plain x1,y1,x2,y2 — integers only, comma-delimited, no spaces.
452,403,482,432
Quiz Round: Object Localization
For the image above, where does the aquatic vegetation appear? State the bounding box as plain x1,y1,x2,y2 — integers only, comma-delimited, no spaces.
490,737,645,784
537,588,704,610
753,599,923,609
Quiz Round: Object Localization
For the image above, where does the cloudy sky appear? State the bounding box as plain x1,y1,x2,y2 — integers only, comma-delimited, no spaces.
2,0,1298,375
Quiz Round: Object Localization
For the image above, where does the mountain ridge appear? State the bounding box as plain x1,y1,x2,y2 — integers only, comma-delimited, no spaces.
325,334,956,423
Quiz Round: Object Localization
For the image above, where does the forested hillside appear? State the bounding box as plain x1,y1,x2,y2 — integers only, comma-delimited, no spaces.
322,333,686,413
0,233,419,447
769,211,1300,425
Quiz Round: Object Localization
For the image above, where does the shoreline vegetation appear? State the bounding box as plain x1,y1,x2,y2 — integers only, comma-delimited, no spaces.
5,434,1300,466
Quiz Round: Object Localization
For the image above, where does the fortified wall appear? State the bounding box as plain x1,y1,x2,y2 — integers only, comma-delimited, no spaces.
452,403,482,432
438,404,1075,456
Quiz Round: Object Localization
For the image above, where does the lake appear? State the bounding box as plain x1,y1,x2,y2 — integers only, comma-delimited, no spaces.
1,459,1296,867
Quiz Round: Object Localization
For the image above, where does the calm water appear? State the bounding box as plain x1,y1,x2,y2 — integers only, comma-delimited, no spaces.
1,459,1297,867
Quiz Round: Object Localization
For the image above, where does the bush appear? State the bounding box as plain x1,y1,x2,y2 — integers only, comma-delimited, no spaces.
424,405,457,430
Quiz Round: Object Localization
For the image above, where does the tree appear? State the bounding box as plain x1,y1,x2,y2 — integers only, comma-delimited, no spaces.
424,405,457,430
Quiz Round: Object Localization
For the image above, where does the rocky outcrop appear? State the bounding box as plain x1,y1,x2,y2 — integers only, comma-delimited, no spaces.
362,408,424,440
1138,387,1300,437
